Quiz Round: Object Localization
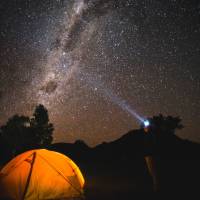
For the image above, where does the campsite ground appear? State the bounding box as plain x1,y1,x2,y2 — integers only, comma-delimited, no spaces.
80,161,154,200
84,175,153,200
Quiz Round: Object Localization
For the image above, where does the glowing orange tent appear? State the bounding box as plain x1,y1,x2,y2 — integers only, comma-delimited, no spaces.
0,149,85,200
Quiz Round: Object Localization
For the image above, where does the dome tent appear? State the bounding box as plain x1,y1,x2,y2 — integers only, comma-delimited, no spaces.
0,149,85,200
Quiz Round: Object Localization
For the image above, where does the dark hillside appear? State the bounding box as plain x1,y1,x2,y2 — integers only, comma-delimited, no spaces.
50,129,200,198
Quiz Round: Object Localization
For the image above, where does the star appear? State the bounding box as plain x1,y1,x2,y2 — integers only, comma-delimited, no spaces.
0,0,199,146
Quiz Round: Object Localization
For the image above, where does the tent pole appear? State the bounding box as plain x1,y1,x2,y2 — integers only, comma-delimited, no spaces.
22,152,36,200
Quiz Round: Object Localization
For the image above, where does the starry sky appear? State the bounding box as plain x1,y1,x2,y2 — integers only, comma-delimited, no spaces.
0,0,200,146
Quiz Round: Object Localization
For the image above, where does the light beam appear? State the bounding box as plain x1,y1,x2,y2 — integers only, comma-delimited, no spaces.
80,71,147,125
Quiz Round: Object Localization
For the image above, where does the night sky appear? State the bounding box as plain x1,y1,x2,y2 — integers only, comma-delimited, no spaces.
0,0,200,146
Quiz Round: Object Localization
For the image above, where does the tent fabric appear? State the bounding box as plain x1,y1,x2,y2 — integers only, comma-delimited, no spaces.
0,149,85,200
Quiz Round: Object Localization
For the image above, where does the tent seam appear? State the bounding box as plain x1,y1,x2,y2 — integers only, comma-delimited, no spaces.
37,153,83,196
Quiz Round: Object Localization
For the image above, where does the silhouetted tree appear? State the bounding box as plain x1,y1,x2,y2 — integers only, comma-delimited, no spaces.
31,104,54,147
141,114,183,135
0,105,54,164
0,115,31,158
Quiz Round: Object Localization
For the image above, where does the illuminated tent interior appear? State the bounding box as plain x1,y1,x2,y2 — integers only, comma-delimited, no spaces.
0,149,85,200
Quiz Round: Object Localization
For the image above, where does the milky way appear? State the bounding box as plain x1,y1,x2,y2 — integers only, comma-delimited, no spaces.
0,0,200,146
